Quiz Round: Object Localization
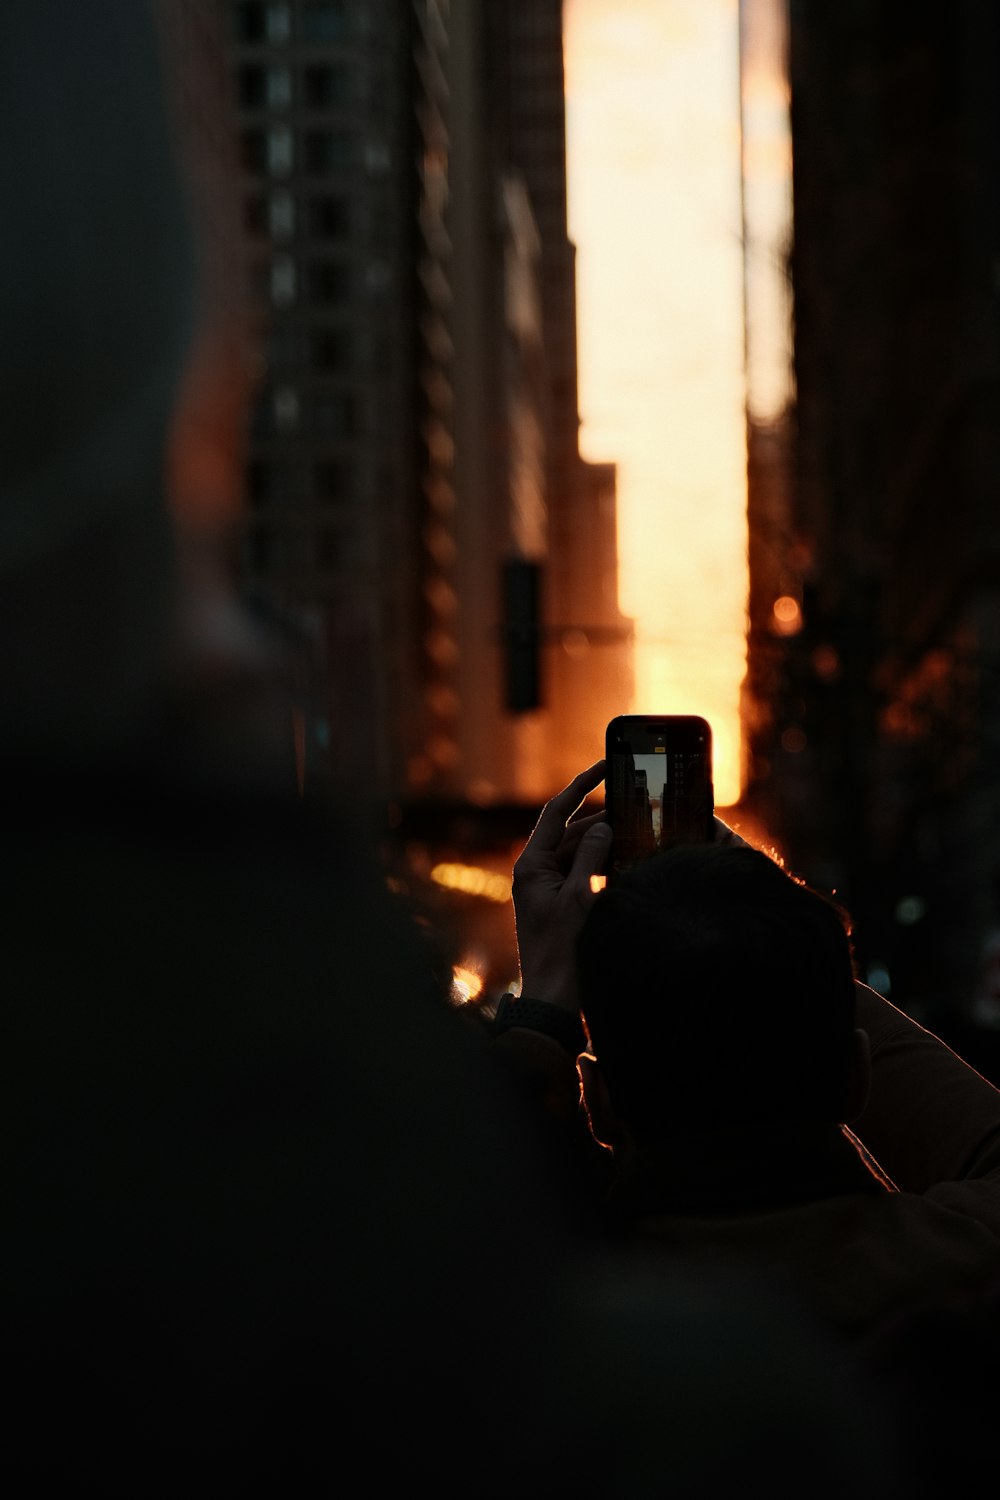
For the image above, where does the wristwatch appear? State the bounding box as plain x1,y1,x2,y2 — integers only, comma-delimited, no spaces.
493,992,588,1057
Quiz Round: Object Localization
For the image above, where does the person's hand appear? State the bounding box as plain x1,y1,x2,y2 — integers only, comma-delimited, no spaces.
511,761,612,1013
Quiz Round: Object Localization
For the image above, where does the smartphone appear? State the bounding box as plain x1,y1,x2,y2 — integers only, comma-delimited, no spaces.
605,715,714,880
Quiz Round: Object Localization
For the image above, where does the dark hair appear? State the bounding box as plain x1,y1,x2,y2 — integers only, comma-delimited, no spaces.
577,843,858,1133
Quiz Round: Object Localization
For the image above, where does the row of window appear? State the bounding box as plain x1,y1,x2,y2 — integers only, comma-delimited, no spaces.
251,254,393,313
245,188,351,241
234,1,348,48
252,254,353,307
242,124,350,175
237,61,351,111
240,126,392,179
252,384,360,439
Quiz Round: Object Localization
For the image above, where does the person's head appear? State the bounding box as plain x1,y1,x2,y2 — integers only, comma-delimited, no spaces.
577,842,866,1142
0,3,288,779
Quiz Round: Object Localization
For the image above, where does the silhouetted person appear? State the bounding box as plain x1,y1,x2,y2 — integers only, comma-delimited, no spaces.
576,841,1000,1322
504,762,1000,1494
0,7,586,1494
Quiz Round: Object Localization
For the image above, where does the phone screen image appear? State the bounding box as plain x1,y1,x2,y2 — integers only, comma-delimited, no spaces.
605,716,713,880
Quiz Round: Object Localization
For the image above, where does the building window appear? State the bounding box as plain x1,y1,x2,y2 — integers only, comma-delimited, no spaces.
244,191,295,242
301,2,348,44
364,140,391,175
235,2,266,43
305,128,352,174
308,193,351,238
238,64,266,108
267,125,294,175
303,63,349,108
268,189,295,239
273,385,300,432
266,3,292,43
237,63,292,110
236,2,291,44
243,126,294,176
307,259,352,305
266,65,293,109
311,325,352,371
365,261,390,294
270,255,296,308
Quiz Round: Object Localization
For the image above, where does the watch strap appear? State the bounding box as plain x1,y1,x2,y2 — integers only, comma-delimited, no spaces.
493,992,588,1057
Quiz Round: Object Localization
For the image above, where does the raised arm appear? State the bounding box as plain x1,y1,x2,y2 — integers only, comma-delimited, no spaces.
490,763,610,1120
510,760,611,1013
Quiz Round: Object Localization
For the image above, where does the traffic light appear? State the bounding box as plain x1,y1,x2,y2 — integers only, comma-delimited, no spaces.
502,558,542,712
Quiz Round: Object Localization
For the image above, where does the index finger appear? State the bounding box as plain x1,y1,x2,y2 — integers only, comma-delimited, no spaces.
522,760,606,859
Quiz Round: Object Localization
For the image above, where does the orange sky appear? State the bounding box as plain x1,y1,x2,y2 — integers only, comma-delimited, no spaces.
563,0,747,806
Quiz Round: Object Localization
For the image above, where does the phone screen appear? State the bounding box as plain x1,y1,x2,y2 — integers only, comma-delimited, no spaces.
605,715,714,880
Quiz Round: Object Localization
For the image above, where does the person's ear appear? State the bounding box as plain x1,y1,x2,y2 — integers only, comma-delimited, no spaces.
578,1054,632,1155
844,1028,871,1122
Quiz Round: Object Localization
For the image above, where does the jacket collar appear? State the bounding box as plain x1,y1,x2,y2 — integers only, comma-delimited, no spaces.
608,1121,895,1219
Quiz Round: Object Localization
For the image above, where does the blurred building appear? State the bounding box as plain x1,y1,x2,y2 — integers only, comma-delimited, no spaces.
739,0,1000,1050
485,0,633,789
219,0,632,810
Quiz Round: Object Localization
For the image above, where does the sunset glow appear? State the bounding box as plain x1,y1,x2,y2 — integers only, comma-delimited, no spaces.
431,862,513,904
564,0,747,807
450,961,486,1005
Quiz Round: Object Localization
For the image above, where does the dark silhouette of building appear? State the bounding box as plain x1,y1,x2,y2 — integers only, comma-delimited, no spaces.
739,0,1000,1066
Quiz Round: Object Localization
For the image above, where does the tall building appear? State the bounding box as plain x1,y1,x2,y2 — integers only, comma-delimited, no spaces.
739,0,1000,1051
220,0,631,810
226,0,422,800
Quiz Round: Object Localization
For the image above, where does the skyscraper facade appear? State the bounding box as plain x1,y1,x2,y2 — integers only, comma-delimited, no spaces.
227,0,422,798
221,0,631,808
739,0,1000,1052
